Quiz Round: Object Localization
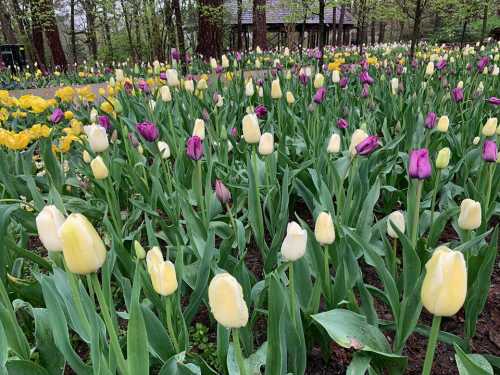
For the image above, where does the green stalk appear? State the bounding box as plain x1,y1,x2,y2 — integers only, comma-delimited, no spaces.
484,163,494,217
91,273,128,375
165,295,180,353
429,170,441,230
422,315,442,375
288,262,298,329
323,245,332,307
232,328,247,375
410,180,424,247
196,160,206,224
391,238,398,279
66,266,91,338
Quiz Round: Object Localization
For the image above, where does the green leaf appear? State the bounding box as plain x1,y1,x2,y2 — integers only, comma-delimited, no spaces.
159,353,201,375
141,304,175,362
5,360,50,375
454,344,493,375
127,265,149,374
346,353,372,375
227,341,267,375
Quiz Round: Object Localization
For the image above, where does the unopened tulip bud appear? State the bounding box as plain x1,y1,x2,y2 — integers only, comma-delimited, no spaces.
421,246,466,316
391,77,399,95
327,133,341,153
36,205,66,252
160,85,172,102
349,129,368,155
90,108,98,123
158,141,171,159
208,273,248,328
482,117,497,136
314,73,325,88
215,180,231,204
425,61,435,76
184,79,195,93
436,115,449,132
258,133,274,155
245,80,254,97
146,247,178,296
458,199,481,230
314,212,335,245
387,211,405,238
436,147,451,169
281,221,307,261
286,91,295,104
331,70,340,83
90,156,109,180
409,148,432,179
58,214,107,274
134,240,146,260
242,114,261,144
82,150,92,163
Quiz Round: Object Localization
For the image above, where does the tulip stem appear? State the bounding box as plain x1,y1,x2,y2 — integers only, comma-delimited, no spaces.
422,315,442,375
323,246,332,307
429,170,441,230
165,295,180,353
196,161,207,224
288,262,298,329
232,328,247,375
391,238,398,279
484,163,494,218
66,267,91,338
91,273,128,375
411,180,424,247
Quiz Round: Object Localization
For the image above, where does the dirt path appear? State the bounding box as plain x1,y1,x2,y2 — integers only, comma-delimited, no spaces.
8,82,108,99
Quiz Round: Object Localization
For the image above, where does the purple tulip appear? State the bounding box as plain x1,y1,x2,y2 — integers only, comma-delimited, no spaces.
215,180,231,203
360,60,369,71
230,127,238,138
124,81,134,94
411,60,418,69
337,118,349,129
396,64,404,75
184,52,191,64
313,87,327,104
436,59,447,70
160,72,167,80
451,87,464,103
186,136,203,161
482,141,497,162
299,73,309,85
409,148,432,179
425,112,437,129
50,108,64,123
339,77,349,89
171,48,180,61
361,84,369,98
235,52,242,62
98,115,112,132
355,136,380,156
314,50,323,60
359,71,374,85
136,121,159,142
215,65,223,74
487,97,500,106
138,80,150,93
255,105,268,119
477,56,489,72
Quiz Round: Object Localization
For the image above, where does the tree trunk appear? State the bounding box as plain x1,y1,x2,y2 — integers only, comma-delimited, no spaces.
100,9,114,60
149,0,162,59
172,0,186,66
196,0,223,59
31,0,46,68
409,0,422,59
120,0,137,60
481,2,489,41
378,21,385,43
163,0,175,57
237,0,243,49
82,0,98,60
370,20,375,45
460,20,468,49
398,21,405,41
337,5,345,45
318,0,325,57
70,0,77,63
331,6,336,46
253,0,267,50
0,6,17,43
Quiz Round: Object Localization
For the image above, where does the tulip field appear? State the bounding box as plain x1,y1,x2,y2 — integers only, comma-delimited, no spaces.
0,42,499,375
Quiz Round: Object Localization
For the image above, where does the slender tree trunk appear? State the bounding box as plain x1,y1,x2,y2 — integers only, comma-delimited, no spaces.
100,8,114,60
337,5,345,46
398,21,405,41
196,0,223,58
332,6,337,46
70,0,77,64
318,0,325,57
31,0,46,68
378,21,385,43
481,2,489,41
164,0,175,57
82,0,98,60
253,0,267,49
237,0,243,49
172,0,186,65
120,0,136,60
409,0,422,59
370,20,375,45
0,6,17,43
134,2,143,58
460,20,468,49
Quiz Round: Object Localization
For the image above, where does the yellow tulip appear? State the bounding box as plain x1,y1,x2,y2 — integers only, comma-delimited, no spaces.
242,114,261,144
146,247,178,296
314,212,335,245
482,118,497,137
435,147,451,169
421,246,466,316
258,133,274,155
58,214,107,274
271,79,282,99
458,199,481,230
436,116,449,132
90,156,109,180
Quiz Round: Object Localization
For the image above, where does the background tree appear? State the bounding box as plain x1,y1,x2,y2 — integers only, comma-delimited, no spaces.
253,0,267,49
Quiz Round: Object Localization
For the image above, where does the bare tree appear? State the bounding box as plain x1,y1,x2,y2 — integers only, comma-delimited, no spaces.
253,0,267,49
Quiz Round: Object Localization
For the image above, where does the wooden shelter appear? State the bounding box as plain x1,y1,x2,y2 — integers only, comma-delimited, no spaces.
224,0,355,50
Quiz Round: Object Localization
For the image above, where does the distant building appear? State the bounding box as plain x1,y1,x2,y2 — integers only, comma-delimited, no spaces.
224,0,355,49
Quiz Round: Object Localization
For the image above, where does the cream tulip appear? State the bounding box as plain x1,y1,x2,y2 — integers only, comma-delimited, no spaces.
184,79,195,93
271,79,282,99
421,246,467,316
36,205,66,252
482,117,497,136
90,156,109,180
387,211,405,238
314,212,335,245
435,147,451,169
458,199,481,230
258,133,274,155
327,134,341,154
331,70,340,83
245,80,254,97
158,141,171,159
160,85,172,102
281,221,307,261
146,247,178,296
286,91,295,104
84,125,109,153
242,114,261,144
436,116,449,133
425,61,435,76
166,69,179,87
193,119,206,140
208,273,248,328
314,73,325,88
58,214,107,275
